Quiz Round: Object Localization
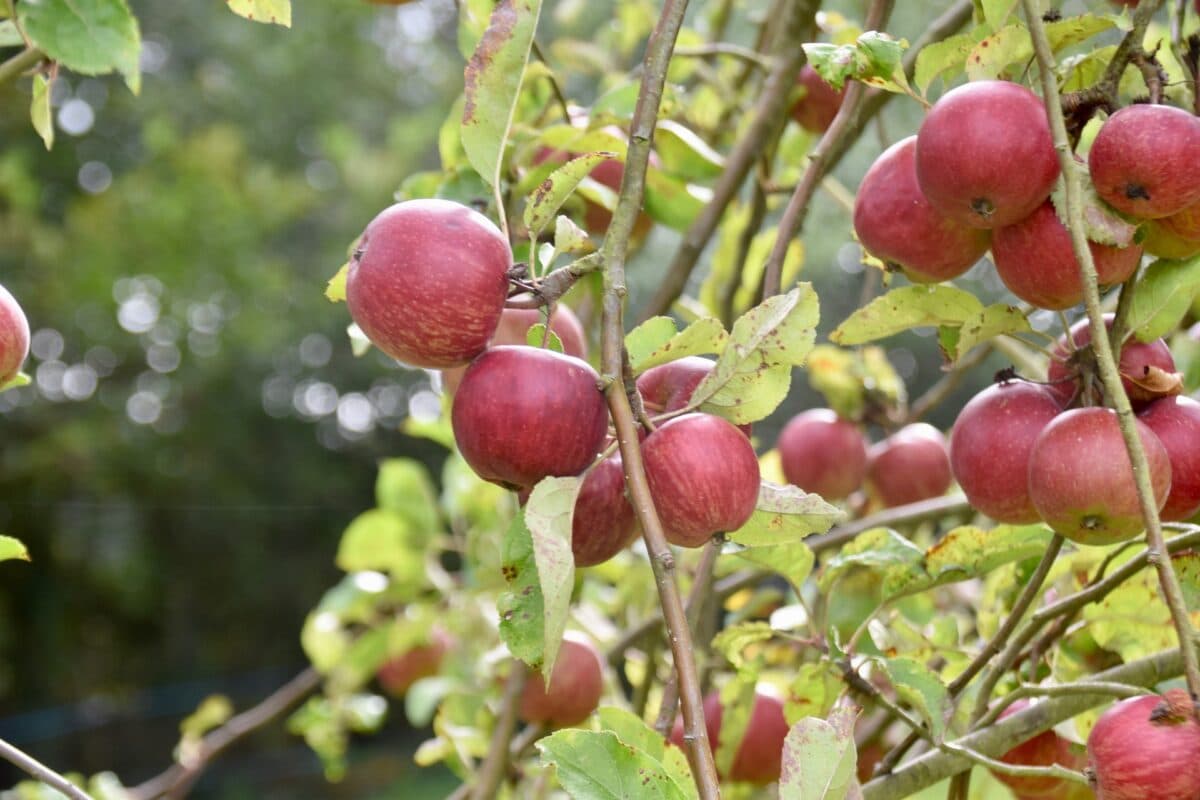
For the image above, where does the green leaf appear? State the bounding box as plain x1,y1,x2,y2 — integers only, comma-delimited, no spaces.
784,662,845,724
779,712,858,800
30,73,53,150
537,730,691,800
375,458,441,533
734,540,816,589
18,0,141,93
830,285,983,345
0,20,22,46
0,372,31,393
523,476,580,677
882,656,950,741
691,284,820,425
457,0,496,59
1049,158,1138,248
0,535,30,563
553,215,594,256
644,169,708,231
461,0,543,187
802,31,910,93
1083,549,1200,662
728,482,843,547
805,344,907,421
653,119,724,180
913,32,976,94
335,510,427,595
597,707,666,759
625,317,679,368
630,318,728,374
938,303,1030,363
526,323,564,352
524,151,616,236
819,528,925,595
1128,255,1200,342
226,0,291,27
714,673,758,777
180,695,233,740
966,16,1116,81
497,513,544,668
711,621,774,670
981,0,1018,29
325,263,347,303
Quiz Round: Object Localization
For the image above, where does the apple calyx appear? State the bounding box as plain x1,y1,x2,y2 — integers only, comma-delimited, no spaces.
1149,689,1198,725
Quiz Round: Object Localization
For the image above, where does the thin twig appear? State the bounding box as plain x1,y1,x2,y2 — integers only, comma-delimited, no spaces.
0,738,94,800
470,663,527,800
673,43,772,70
1023,0,1200,704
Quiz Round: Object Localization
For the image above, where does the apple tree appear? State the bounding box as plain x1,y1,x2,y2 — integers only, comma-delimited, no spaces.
4,0,1200,798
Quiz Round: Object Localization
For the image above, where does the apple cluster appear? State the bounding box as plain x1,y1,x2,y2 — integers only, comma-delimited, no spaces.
777,409,952,510
0,282,30,386
854,80,1200,309
950,321,1200,545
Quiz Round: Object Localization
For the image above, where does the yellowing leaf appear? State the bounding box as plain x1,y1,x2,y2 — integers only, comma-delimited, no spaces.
226,0,291,27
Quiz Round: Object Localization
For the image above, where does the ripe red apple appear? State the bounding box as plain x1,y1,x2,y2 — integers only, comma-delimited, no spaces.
451,346,609,489
636,357,752,435
777,408,869,501
441,300,587,397
376,627,453,697
1087,689,1200,800
519,631,604,728
990,699,1086,797
792,65,846,133
1046,316,1177,408
0,283,30,385
1142,219,1200,260
915,80,1059,229
346,199,512,368
1137,396,1200,521
992,200,1143,310
853,136,991,283
1027,406,1171,546
865,423,953,508
950,381,1063,524
1089,104,1200,219
572,454,639,567
641,413,760,547
669,687,789,786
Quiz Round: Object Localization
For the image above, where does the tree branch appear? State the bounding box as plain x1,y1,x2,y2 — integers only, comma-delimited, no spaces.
0,738,95,800
1023,0,1200,704
469,662,527,800
0,47,42,87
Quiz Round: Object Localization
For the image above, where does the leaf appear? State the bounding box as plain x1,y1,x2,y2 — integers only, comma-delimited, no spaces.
981,0,1018,29
734,540,816,589
644,169,708,231
226,0,291,27
690,285,820,425
882,657,950,741
30,74,53,150
819,528,925,595
711,621,774,670
335,510,427,597
913,32,976,94
537,730,691,800
18,0,141,93
1049,158,1137,248
461,0,543,187
938,304,1030,363
1128,255,1200,342
375,458,440,533
597,707,666,761
625,317,679,368
526,323,564,352
553,215,593,256
180,695,233,740
523,476,580,677
0,535,30,563
784,662,845,724
715,672,758,776
524,151,617,236
497,514,544,667
325,263,347,303
966,16,1116,81
779,714,858,799
830,285,983,345
630,318,728,374
653,119,724,180
0,20,22,46
802,31,910,93
728,482,843,547
805,344,907,421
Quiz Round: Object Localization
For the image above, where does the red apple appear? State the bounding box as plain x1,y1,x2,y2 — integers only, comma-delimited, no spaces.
636,357,752,435
519,631,604,728
669,687,789,786
1046,316,1178,409
451,346,609,489
1027,406,1171,545
1089,104,1200,219
990,699,1086,797
865,423,953,508
572,454,639,567
792,65,846,133
441,300,587,397
992,200,1143,310
376,628,453,697
1142,219,1200,260
915,80,1059,229
641,413,760,547
0,283,30,385
853,136,991,283
950,381,1063,524
346,199,511,368
1087,689,1200,800
1137,396,1200,521
777,408,869,501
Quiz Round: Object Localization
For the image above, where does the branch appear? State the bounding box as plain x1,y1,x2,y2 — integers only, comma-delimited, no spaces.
862,646,1186,799
760,0,894,298
0,738,94,800
469,662,527,800
1023,0,1200,704
639,0,819,321
130,667,321,800
0,47,43,87
598,0,720,793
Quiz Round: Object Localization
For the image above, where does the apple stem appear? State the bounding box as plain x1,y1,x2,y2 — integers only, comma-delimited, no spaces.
0,737,96,800
761,0,894,299
595,0,721,794
468,661,527,800
1023,0,1200,709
